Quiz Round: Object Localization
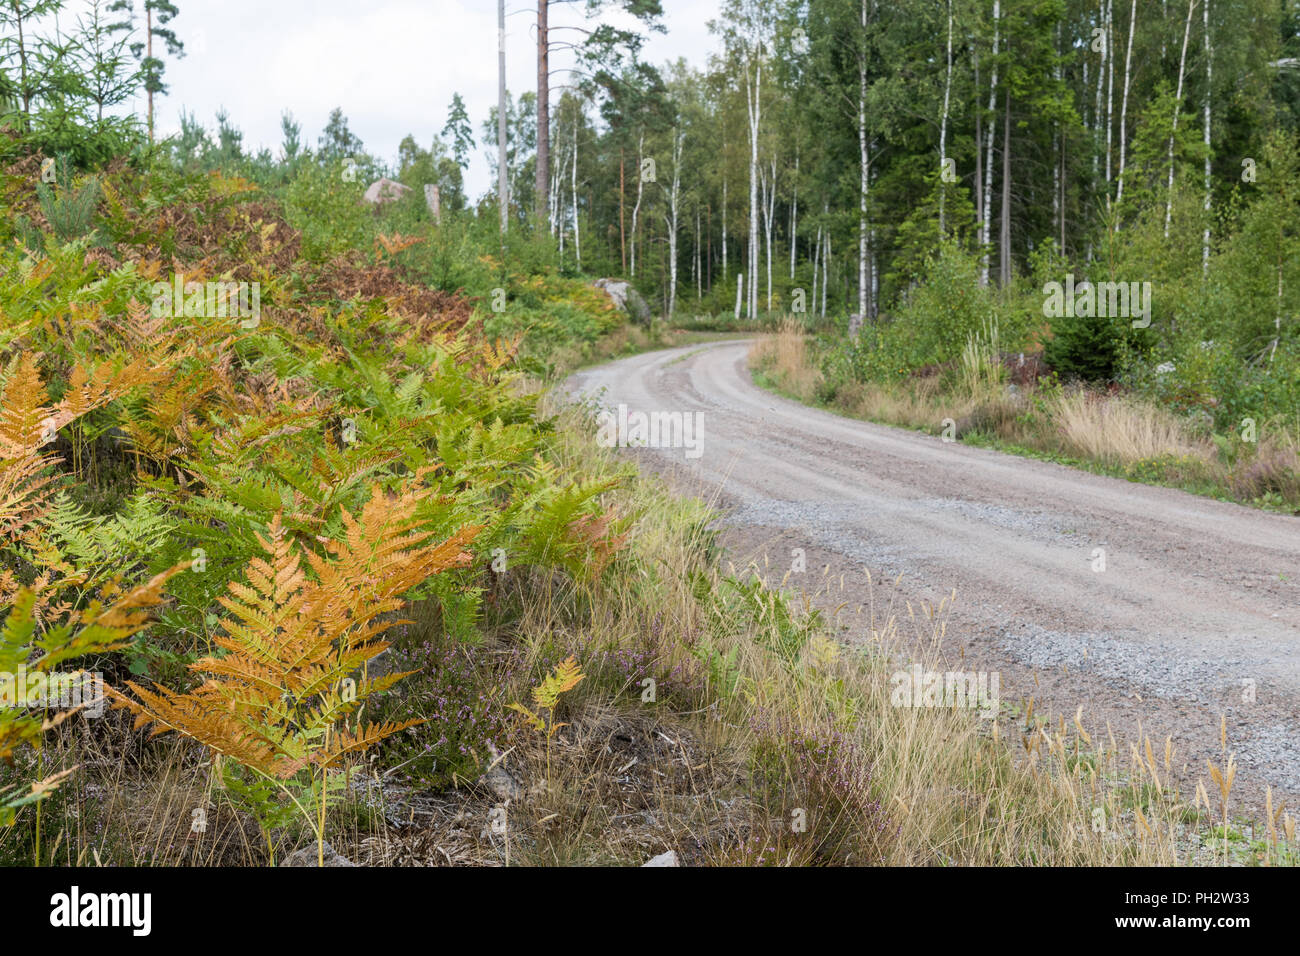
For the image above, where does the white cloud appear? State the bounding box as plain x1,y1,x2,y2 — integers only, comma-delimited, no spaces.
55,0,722,198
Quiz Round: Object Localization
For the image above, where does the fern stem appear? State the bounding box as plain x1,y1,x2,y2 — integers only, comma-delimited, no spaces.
34,742,42,867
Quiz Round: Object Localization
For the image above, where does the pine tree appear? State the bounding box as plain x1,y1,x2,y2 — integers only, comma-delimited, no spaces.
108,0,184,144
442,92,474,170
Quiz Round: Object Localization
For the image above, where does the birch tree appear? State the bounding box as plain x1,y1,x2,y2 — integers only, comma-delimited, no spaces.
981,0,1001,287
1202,0,1213,272
1116,0,1136,205
662,125,684,315
631,131,645,276
1166,0,1198,238
939,0,953,235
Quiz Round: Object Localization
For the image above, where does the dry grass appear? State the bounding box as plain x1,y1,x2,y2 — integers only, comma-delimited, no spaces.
750,319,824,403
748,337,1244,495
443,397,1275,866
7,393,1291,867
833,378,947,430
1050,388,1215,468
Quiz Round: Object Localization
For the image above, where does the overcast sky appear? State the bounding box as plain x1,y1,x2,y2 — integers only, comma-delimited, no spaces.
53,0,723,197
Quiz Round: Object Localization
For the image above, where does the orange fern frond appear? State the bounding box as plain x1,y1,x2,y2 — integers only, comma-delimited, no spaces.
111,487,476,787
374,232,424,262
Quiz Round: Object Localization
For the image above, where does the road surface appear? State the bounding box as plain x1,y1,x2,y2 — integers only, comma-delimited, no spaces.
566,339,1300,807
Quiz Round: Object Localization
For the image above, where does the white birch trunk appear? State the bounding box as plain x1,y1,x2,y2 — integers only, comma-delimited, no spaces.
746,59,762,320
631,132,644,277
939,0,953,235
857,0,869,318
1166,0,1197,239
664,126,684,317
1105,0,1115,192
822,227,830,318
981,0,1001,287
1093,0,1105,182
1202,0,1213,272
572,118,581,268
812,224,822,315
759,156,769,306
1116,0,1136,205
722,175,728,281
789,150,799,280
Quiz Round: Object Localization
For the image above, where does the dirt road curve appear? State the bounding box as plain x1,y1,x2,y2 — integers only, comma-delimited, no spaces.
566,339,1300,807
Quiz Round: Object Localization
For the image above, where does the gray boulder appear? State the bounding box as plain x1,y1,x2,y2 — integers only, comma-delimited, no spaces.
280,841,357,867
362,177,412,205
642,850,679,867
593,278,652,326
481,741,524,802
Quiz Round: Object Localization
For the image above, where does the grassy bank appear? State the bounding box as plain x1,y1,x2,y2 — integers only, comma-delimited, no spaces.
1,154,1291,869
752,321,1300,515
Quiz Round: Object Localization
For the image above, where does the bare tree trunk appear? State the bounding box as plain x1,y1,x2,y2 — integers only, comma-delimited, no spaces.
535,0,550,224
746,59,762,320
1053,24,1061,239
1000,90,1012,287
1106,0,1115,194
707,204,713,292
939,0,953,235
812,225,822,315
498,0,508,235
1093,0,1105,184
147,8,154,144
722,176,729,282
974,48,984,256
1060,130,1067,251
1202,0,1213,273
857,0,869,318
631,132,644,277
1165,0,1197,239
556,136,565,258
697,207,703,300
822,224,830,318
621,147,626,273
761,158,776,310
870,221,878,319
15,10,31,127
1116,0,1136,205
550,131,561,236
789,150,799,280
664,126,684,317
572,118,581,268
981,0,1001,287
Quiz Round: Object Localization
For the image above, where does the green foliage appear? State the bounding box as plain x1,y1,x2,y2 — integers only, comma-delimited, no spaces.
483,272,625,361
847,242,1008,381
282,160,370,262
36,171,101,245
1043,308,1125,384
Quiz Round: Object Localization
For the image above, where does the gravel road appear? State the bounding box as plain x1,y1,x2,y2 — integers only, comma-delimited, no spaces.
566,338,1300,809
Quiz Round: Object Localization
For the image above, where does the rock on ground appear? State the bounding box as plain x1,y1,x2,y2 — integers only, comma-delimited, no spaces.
642,850,679,867
280,841,357,867
593,278,652,326
363,177,412,205
481,741,524,802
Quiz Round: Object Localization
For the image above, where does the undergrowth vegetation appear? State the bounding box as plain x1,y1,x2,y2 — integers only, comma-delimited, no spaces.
1,142,1292,868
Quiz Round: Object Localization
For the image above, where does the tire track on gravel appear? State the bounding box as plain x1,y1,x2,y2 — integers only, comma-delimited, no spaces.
565,339,1300,805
